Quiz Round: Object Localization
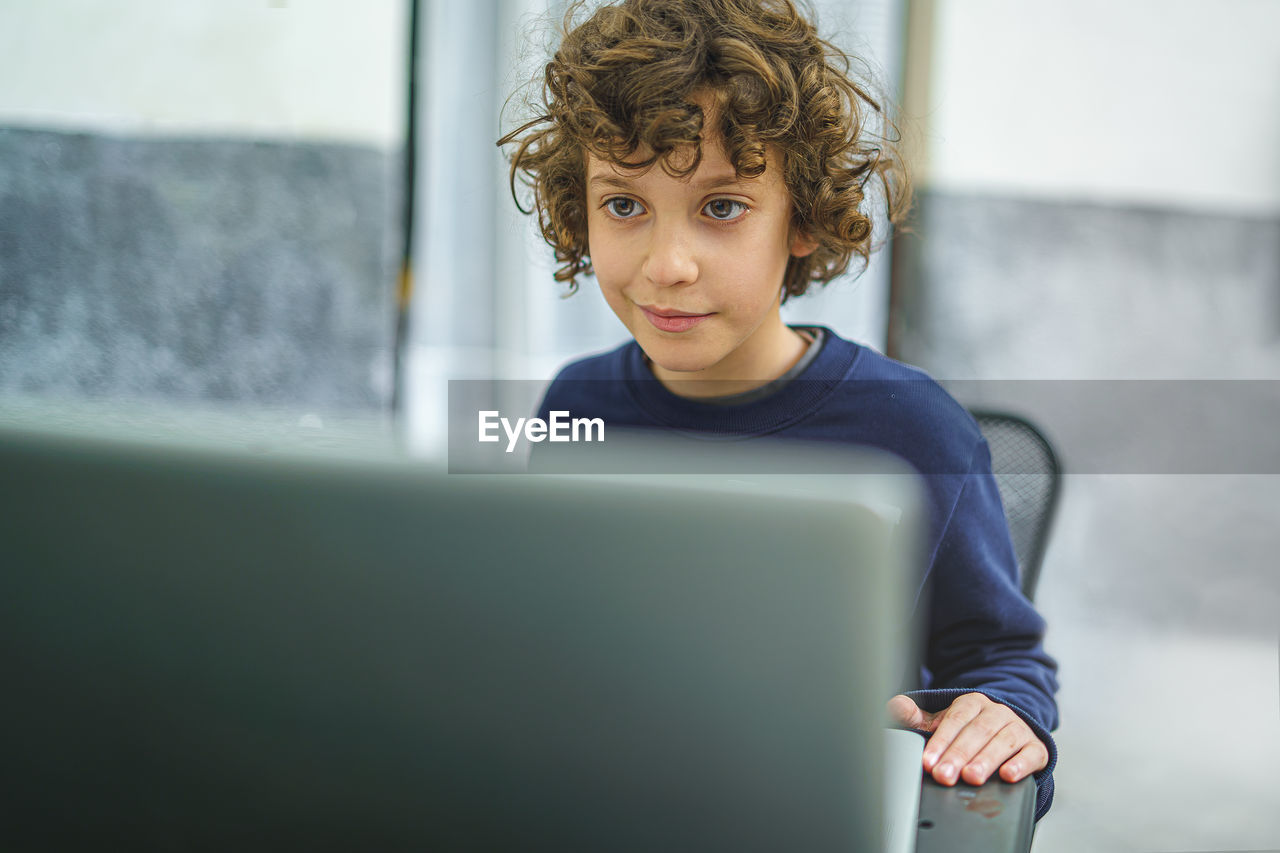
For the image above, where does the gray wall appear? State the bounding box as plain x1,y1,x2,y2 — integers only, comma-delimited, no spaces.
894,192,1280,381
0,126,398,410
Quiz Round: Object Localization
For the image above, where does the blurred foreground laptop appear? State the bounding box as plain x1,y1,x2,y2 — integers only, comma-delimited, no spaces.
0,405,924,851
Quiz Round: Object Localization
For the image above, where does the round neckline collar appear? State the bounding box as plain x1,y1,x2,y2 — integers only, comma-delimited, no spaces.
621,325,860,435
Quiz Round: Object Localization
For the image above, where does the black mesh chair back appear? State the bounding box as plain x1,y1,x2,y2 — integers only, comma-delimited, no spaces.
970,411,1062,602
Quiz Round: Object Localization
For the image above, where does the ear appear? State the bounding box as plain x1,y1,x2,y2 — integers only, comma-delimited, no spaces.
789,229,819,258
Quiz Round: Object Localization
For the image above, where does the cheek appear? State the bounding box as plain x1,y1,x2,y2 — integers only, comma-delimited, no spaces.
586,226,629,288
589,251,618,295
587,239,624,306
721,244,786,301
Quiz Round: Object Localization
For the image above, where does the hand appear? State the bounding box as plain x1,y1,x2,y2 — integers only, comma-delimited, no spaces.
887,692,1048,786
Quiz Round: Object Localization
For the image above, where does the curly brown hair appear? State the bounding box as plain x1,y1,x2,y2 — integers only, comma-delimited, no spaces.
497,0,912,299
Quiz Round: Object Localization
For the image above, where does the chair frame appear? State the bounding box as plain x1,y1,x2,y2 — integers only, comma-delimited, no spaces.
969,409,1063,601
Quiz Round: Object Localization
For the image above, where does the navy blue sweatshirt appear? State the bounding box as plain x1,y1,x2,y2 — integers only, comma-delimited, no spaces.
536,327,1060,819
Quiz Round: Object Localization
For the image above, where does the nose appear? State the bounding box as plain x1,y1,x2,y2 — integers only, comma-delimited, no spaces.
642,221,698,287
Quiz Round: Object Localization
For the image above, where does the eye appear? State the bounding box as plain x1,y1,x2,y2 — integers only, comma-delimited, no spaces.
704,198,747,221
603,197,645,219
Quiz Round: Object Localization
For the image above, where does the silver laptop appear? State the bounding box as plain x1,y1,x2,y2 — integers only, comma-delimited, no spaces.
0,404,924,851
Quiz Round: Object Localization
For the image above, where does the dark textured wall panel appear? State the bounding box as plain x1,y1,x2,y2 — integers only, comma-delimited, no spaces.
893,191,1280,380
0,127,398,409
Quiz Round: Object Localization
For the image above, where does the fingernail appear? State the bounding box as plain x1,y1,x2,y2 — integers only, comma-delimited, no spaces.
938,763,956,783
968,762,985,778
1005,762,1020,779
923,751,937,768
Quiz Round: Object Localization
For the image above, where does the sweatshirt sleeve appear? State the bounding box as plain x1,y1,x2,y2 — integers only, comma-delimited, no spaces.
907,439,1060,820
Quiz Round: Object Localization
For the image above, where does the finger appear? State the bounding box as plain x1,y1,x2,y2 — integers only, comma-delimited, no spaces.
921,695,985,777
959,720,1026,786
886,694,930,730
930,701,1014,784
997,739,1050,783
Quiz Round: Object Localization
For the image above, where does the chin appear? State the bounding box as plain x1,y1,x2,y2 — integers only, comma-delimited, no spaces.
631,325,728,375
643,346,719,375
652,358,711,374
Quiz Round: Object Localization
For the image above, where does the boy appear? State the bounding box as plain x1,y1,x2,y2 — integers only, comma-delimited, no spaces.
499,0,1059,820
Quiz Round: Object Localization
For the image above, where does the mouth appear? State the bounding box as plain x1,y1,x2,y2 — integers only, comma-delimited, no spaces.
640,305,714,333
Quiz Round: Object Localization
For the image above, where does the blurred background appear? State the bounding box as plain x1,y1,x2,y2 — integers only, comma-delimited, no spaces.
1,0,1277,850
0,1,405,412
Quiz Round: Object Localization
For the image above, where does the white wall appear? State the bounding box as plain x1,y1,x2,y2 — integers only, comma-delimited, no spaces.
0,0,405,145
924,0,1280,214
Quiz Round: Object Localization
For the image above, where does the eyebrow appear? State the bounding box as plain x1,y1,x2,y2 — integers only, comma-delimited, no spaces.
587,172,750,192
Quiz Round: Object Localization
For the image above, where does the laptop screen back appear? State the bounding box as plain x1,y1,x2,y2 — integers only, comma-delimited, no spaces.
0,415,920,851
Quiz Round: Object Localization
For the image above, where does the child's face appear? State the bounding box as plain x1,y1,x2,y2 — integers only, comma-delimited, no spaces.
584,125,816,392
